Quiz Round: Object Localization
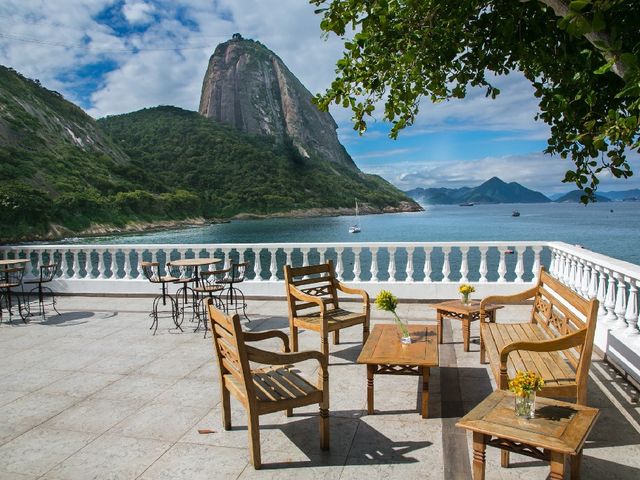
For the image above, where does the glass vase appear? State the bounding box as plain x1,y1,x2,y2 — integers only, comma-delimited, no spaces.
394,314,412,344
461,293,470,305
514,392,536,419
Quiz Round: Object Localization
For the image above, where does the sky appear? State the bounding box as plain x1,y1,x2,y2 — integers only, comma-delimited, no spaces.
1,0,638,196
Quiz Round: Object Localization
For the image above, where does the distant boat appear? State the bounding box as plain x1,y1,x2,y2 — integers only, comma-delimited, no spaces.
349,201,361,233
459,202,474,207
512,210,520,217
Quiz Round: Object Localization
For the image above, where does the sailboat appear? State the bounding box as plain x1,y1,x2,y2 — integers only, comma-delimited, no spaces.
349,201,361,233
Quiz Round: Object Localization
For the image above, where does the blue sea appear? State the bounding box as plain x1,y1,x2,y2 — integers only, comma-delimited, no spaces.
63,202,640,267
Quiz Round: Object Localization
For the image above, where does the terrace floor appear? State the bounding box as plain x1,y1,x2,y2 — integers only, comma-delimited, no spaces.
1,296,640,479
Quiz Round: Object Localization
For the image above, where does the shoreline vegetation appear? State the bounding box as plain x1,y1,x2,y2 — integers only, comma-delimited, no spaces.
11,202,421,244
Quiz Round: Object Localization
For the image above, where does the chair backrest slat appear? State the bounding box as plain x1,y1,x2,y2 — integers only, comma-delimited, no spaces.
284,260,340,317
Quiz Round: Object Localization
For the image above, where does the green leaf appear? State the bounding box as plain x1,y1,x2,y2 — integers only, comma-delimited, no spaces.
569,1,591,12
594,60,614,75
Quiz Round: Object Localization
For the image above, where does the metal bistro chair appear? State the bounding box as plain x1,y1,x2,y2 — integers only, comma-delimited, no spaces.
217,261,250,321
0,266,28,323
141,261,180,334
167,262,198,324
24,260,61,319
193,267,229,337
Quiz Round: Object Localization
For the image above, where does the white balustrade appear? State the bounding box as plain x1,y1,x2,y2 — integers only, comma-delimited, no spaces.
388,247,397,282
441,246,450,283
625,278,639,337
459,247,469,283
423,246,432,282
370,247,379,282
353,247,362,282
514,246,525,283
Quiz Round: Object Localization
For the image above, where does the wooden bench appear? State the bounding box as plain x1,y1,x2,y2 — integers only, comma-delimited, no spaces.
284,260,370,357
480,267,599,405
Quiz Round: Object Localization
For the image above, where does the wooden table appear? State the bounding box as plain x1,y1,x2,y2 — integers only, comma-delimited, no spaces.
0,258,30,267
433,300,502,352
357,323,438,418
456,390,599,480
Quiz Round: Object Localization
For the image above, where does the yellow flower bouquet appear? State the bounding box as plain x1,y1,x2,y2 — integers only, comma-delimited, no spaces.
509,370,544,418
458,283,475,304
374,290,411,344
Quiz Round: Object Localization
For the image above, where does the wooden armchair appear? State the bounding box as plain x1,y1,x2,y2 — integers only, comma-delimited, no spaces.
284,260,370,357
207,300,329,469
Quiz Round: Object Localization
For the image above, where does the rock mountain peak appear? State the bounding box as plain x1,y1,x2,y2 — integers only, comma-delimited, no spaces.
198,37,356,169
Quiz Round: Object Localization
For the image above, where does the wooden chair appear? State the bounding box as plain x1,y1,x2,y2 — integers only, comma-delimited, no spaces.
207,300,329,469
284,260,370,357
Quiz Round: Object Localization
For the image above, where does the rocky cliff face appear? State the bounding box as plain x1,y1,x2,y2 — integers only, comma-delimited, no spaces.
199,37,356,169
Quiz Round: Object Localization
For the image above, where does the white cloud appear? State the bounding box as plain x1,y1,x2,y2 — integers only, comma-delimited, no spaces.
122,0,155,25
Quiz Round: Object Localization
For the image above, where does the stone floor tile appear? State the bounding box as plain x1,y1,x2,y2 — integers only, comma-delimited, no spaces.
2,393,78,429
0,390,27,408
0,369,71,393
153,377,219,408
42,434,171,480
139,442,248,480
0,427,95,477
0,470,37,480
109,401,209,442
90,374,177,404
38,372,123,399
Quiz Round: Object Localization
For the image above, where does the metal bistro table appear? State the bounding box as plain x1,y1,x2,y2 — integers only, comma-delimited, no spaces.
168,258,223,328
0,258,31,323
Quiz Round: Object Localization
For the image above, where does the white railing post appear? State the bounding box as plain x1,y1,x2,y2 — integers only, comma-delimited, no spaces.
387,247,397,283
614,274,628,330
423,246,432,282
318,247,326,265
532,246,542,280
269,248,278,281
596,266,607,317
253,248,262,281
514,246,525,283
459,246,469,283
587,263,598,299
604,269,618,322
405,246,414,283
624,278,639,337
61,248,71,279
441,246,451,283
370,247,379,282
123,248,132,279
549,248,557,276
335,247,344,281
479,246,488,283
497,247,507,283
581,262,591,298
353,247,362,282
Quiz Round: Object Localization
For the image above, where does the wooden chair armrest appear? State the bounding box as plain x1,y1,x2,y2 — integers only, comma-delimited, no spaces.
288,285,325,314
243,330,290,352
499,329,587,365
246,345,327,371
480,286,539,321
335,281,370,303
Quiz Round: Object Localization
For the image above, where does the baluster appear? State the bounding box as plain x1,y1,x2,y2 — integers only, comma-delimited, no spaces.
497,247,507,283
370,247,379,282
423,246,432,282
335,247,344,281
459,246,469,283
301,247,310,279
549,249,557,276
253,248,262,280
580,262,591,297
155,248,166,275
561,253,570,284
61,248,71,279
614,274,628,330
92,249,102,278
625,278,639,337
318,247,326,265
604,270,618,323
441,246,450,283
514,246,525,283
405,246,414,283
284,247,293,268
532,246,542,281
353,247,362,282
72,249,83,279
138,250,146,278
269,248,278,281
587,263,598,299
478,246,488,283
595,266,607,317
387,247,396,282
220,248,230,271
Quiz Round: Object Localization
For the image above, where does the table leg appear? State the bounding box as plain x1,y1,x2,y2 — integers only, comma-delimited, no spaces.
472,432,487,480
549,451,565,480
421,366,430,418
437,311,443,344
463,317,470,352
570,451,582,480
367,364,375,415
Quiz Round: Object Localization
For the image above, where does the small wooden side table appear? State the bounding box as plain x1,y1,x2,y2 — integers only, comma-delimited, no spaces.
357,324,438,418
433,300,502,352
456,390,599,480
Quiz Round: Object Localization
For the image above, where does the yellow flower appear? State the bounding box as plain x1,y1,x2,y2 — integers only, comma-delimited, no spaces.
508,370,545,397
374,290,398,313
459,284,475,295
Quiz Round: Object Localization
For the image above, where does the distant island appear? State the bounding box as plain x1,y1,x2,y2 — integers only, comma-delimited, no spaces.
405,177,640,205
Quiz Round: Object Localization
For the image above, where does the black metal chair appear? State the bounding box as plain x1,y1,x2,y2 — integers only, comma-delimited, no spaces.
192,267,229,337
217,262,250,321
167,262,198,325
141,261,180,334
0,266,28,323
24,261,60,319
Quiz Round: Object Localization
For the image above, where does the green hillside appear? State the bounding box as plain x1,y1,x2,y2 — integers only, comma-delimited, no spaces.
0,65,416,242
97,106,414,218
